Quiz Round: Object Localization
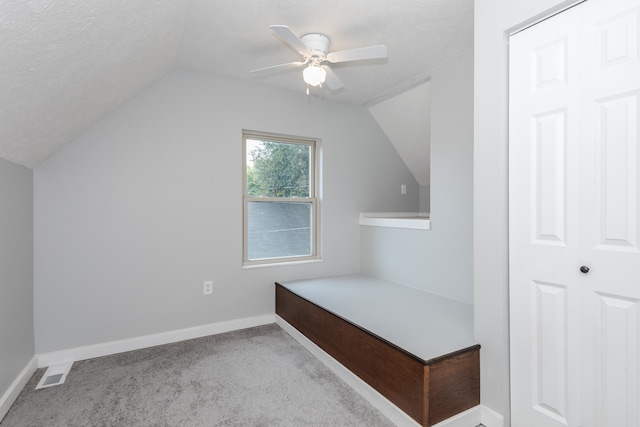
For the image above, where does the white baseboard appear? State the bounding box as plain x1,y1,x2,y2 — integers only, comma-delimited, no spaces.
480,405,505,427
0,356,37,422
37,314,275,368
432,406,481,427
276,315,421,427
431,404,503,427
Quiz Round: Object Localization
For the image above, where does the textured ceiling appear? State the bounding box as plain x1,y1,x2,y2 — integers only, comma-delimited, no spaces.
0,0,473,168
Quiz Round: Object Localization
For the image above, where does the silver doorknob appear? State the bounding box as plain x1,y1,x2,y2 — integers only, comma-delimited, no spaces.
580,266,590,274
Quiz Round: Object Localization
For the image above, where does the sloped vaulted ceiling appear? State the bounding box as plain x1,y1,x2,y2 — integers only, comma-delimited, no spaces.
0,0,472,168
0,0,189,168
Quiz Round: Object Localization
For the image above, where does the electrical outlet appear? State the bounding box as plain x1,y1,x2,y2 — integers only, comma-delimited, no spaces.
401,184,407,195
203,281,213,295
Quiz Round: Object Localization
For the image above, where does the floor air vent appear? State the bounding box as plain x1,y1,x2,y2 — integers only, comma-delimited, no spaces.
36,362,73,389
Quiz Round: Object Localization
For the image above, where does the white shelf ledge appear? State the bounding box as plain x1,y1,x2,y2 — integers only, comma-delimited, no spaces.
359,212,431,230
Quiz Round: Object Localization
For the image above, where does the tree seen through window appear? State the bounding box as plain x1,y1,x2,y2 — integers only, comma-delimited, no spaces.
246,140,310,198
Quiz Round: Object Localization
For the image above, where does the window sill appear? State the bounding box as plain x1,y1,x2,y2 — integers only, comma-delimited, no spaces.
242,257,322,269
359,212,431,230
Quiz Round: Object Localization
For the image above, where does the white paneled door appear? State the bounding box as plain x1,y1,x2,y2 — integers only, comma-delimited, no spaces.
509,0,640,426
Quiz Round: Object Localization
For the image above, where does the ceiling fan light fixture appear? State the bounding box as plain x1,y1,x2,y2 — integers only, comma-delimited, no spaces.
303,65,326,87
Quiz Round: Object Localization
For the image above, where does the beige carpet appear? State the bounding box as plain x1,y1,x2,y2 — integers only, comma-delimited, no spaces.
1,324,395,426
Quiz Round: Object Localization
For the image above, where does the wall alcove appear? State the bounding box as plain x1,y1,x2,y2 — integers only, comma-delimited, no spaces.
359,212,431,230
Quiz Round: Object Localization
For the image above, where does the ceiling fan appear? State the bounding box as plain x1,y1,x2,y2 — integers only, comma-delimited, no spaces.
252,25,388,93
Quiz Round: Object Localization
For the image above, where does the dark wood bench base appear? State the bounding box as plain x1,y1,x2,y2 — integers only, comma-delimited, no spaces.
276,283,480,427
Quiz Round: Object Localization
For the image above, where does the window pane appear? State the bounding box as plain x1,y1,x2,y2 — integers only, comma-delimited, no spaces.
246,139,311,198
247,201,312,260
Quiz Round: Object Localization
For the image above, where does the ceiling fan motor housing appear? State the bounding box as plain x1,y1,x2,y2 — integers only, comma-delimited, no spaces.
301,33,330,58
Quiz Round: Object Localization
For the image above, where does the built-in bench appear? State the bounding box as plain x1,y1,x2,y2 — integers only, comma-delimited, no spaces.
275,274,479,427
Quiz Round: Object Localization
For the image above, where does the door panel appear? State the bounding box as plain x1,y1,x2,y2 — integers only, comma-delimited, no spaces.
594,293,639,426
510,6,581,426
533,110,568,244
580,4,640,423
533,38,569,92
532,281,569,423
594,92,638,250
510,0,640,426
594,9,638,70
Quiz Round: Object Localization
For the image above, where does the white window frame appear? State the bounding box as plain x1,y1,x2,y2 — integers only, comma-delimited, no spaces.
242,130,320,267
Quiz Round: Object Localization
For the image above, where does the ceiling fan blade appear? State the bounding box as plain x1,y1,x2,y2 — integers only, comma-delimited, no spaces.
270,25,310,57
327,45,388,63
251,61,305,74
323,67,344,91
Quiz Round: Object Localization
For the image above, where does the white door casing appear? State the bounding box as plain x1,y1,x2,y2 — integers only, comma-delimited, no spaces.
509,0,640,426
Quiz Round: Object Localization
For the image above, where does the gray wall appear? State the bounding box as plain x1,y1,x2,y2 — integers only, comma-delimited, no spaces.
0,159,34,399
361,52,473,304
419,184,430,212
33,70,418,354
474,0,580,422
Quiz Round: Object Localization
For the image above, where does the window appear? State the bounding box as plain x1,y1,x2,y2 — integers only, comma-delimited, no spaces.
243,131,319,266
